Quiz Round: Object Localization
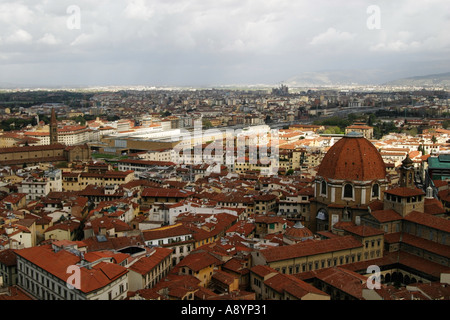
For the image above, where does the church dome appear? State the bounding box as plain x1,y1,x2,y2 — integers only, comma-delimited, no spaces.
284,221,313,241
317,132,386,181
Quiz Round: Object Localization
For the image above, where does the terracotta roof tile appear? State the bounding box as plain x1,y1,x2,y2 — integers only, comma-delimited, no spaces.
370,209,403,223
14,245,128,294
0,249,17,266
128,248,173,275
404,211,450,233
176,251,221,272
385,187,425,197
259,236,363,263
141,188,195,198
317,136,386,181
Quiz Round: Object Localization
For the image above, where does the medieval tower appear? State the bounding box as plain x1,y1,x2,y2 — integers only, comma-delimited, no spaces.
49,108,58,145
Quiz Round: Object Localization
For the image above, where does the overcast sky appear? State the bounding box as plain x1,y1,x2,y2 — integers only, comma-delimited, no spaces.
0,0,449,87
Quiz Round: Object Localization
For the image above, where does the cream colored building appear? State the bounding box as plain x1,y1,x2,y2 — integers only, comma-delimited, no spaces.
127,248,173,292
15,243,129,300
2,224,33,249
252,236,365,274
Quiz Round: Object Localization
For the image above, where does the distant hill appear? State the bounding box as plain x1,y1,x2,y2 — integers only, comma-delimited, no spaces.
285,71,359,87
284,69,388,87
383,72,450,87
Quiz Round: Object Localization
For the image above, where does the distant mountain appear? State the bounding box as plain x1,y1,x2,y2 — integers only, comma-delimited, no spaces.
383,72,450,87
284,70,386,87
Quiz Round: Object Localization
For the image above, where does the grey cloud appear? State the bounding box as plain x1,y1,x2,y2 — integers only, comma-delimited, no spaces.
0,0,449,87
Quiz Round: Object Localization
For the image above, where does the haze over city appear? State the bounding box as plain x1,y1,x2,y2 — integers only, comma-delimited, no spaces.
0,0,449,88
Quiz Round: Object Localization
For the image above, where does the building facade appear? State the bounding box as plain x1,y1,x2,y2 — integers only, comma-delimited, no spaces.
15,243,129,300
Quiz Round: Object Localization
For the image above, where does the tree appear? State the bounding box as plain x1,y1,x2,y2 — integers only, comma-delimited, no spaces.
72,115,86,126
368,113,377,126
432,135,437,144
443,120,450,129
202,119,213,129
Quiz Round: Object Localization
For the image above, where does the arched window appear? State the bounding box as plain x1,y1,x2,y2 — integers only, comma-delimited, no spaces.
316,208,328,221
372,184,380,198
321,181,327,195
344,184,353,199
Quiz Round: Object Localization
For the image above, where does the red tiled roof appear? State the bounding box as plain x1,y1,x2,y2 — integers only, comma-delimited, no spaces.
433,180,449,188
385,187,425,197
84,217,132,233
317,136,386,181
370,209,403,223
254,215,287,225
152,273,200,298
142,223,193,241
14,245,128,294
176,251,221,272
44,220,80,233
338,250,450,280
412,281,450,300
0,249,17,266
212,270,237,285
250,265,278,278
404,211,450,233
222,258,249,275
141,188,194,198
313,267,368,299
259,236,363,263
226,221,256,236
128,248,173,275
83,250,129,264
0,286,34,300
1,193,26,204
339,225,385,237
131,288,162,300
264,273,328,299
0,143,66,154
81,235,144,253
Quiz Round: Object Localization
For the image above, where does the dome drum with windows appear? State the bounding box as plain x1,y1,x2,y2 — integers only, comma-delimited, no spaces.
314,131,389,224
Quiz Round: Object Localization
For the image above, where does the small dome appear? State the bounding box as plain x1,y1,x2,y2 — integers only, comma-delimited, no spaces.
284,222,313,241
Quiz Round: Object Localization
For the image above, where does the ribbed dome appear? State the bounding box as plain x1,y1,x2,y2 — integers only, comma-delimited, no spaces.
284,222,313,240
317,134,386,181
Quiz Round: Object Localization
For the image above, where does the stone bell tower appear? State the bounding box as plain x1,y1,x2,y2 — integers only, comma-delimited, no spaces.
399,154,415,188
49,108,58,145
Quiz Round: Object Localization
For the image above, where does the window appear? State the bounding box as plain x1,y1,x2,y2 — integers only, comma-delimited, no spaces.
321,181,327,195
343,184,353,199
372,184,379,198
